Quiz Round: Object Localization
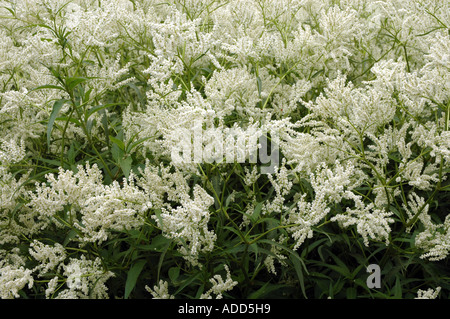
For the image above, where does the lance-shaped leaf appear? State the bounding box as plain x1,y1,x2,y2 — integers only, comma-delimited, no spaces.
47,99,70,148
65,77,89,91
124,259,147,299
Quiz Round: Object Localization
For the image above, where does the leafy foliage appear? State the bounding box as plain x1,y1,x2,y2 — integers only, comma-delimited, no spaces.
0,0,449,299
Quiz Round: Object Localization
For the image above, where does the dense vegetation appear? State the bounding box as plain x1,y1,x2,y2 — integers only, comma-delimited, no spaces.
0,0,449,299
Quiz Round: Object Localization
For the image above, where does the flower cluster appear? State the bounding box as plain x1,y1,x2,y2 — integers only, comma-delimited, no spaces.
415,287,441,299
200,265,238,299
0,0,448,299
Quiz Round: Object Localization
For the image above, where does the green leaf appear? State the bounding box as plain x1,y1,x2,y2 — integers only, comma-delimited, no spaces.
290,253,307,299
47,66,64,82
211,174,221,209
86,103,125,119
256,75,262,97
223,226,246,241
300,238,328,258
346,287,357,299
99,109,110,148
225,191,239,207
168,267,180,283
174,272,202,296
392,276,402,299
221,243,247,255
248,242,259,260
331,278,345,296
350,264,366,280
110,146,122,167
124,259,147,299
67,143,75,164
250,202,263,223
47,99,69,148
39,158,64,166
309,271,331,280
313,261,351,279
65,77,89,91
248,282,283,299
55,116,81,126
119,156,132,179
251,216,280,228
259,239,309,298
32,84,65,92
157,239,172,282
126,136,153,154
110,135,125,152
63,229,78,246
147,233,171,252
125,82,145,106
328,251,351,278
388,152,402,163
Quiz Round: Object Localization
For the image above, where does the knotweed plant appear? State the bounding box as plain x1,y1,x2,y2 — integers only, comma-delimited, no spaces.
0,0,449,299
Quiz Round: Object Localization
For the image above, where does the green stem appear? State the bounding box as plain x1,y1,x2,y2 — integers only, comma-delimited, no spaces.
66,87,114,180
197,164,248,244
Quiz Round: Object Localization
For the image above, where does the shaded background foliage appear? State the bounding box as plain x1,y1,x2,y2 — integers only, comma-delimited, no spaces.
0,0,449,299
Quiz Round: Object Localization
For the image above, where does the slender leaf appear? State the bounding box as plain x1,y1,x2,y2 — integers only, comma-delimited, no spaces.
47,99,69,148
32,84,65,92
290,253,307,299
86,103,125,119
119,156,132,179
248,282,283,299
251,202,263,223
65,77,89,91
124,259,147,299
168,267,180,283
110,135,125,152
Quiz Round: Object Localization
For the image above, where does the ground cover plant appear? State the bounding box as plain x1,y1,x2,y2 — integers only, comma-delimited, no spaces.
0,0,449,299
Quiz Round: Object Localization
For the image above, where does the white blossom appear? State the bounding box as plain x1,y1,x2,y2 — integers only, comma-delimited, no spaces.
29,240,67,276
415,287,441,299
0,0,449,300
145,280,174,299
56,256,114,299
155,184,217,266
200,265,238,299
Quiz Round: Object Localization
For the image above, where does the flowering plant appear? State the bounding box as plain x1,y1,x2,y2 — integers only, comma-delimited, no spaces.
0,0,448,299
